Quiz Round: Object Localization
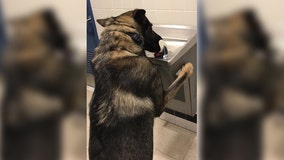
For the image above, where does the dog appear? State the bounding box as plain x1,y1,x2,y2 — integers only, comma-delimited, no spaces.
1,10,83,160
89,9,193,160
201,10,280,160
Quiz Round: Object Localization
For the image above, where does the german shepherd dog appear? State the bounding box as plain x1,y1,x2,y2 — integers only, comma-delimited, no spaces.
89,9,193,160
201,10,278,160
1,10,82,160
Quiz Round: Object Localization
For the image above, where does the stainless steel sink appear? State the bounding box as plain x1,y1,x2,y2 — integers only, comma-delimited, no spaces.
146,25,197,117
146,25,197,65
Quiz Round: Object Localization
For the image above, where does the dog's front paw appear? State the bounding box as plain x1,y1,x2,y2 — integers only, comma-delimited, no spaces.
178,63,193,78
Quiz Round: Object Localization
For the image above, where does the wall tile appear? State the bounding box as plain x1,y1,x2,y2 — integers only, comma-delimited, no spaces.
185,0,197,11
92,0,107,9
167,11,184,25
103,9,115,17
155,0,171,10
111,9,125,16
104,0,113,9
93,9,106,19
155,10,171,24
122,0,134,9
92,0,197,35
171,0,186,10
145,10,157,23
112,0,123,9
121,0,143,9
183,11,197,26
132,0,144,9
143,0,157,10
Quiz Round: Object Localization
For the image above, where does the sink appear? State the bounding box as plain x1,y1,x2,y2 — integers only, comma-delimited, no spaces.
146,24,197,117
146,25,197,65
146,40,186,62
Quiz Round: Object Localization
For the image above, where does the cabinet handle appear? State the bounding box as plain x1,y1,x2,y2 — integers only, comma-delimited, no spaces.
87,17,92,22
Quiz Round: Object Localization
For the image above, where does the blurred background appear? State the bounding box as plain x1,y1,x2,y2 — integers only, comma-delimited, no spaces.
200,0,284,160
0,0,86,160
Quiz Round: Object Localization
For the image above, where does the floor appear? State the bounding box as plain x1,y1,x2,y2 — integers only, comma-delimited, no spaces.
86,88,197,160
153,118,197,160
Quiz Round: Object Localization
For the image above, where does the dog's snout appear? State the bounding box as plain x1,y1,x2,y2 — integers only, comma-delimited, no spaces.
154,40,168,59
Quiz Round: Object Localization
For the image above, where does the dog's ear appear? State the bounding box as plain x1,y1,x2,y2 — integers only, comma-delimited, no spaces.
133,9,146,23
243,10,269,50
96,18,113,27
42,10,68,50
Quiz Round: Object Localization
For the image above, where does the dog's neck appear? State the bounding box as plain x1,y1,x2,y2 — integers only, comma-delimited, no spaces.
99,25,145,55
106,24,144,46
124,32,144,46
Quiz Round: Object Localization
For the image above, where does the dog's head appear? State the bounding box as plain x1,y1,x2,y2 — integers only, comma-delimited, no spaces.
3,9,69,72
209,10,269,51
96,9,164,53
9,9,68,50
204,9,271,69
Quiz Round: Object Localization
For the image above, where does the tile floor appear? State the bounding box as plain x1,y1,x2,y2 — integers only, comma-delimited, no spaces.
153,118,197,160
86,87,197,160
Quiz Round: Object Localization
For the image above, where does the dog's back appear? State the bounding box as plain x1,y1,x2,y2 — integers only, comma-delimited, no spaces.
89,10,164,160
89,30,162,158
89,9,193,160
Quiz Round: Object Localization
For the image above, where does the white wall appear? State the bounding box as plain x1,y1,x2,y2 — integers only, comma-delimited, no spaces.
91,0,197,35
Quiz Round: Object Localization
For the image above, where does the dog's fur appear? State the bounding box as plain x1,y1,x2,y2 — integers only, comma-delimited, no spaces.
89,9,193,160
201,10,279,160
1,10,83,160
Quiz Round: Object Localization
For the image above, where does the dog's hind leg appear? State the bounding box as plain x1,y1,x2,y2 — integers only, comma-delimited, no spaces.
164,63,193,105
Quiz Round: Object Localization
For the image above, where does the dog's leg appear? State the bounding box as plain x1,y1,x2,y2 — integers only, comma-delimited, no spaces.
164,63,193,104
155,63,193,116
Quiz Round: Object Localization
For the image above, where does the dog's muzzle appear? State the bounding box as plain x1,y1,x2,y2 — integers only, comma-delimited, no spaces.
154,40,168,59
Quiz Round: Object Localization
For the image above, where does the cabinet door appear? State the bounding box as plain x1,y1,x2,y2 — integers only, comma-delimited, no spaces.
87,0,99,74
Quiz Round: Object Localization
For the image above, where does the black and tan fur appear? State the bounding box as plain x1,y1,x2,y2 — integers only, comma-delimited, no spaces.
89,9,193,160
1,10,83,160
201,10,280,160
